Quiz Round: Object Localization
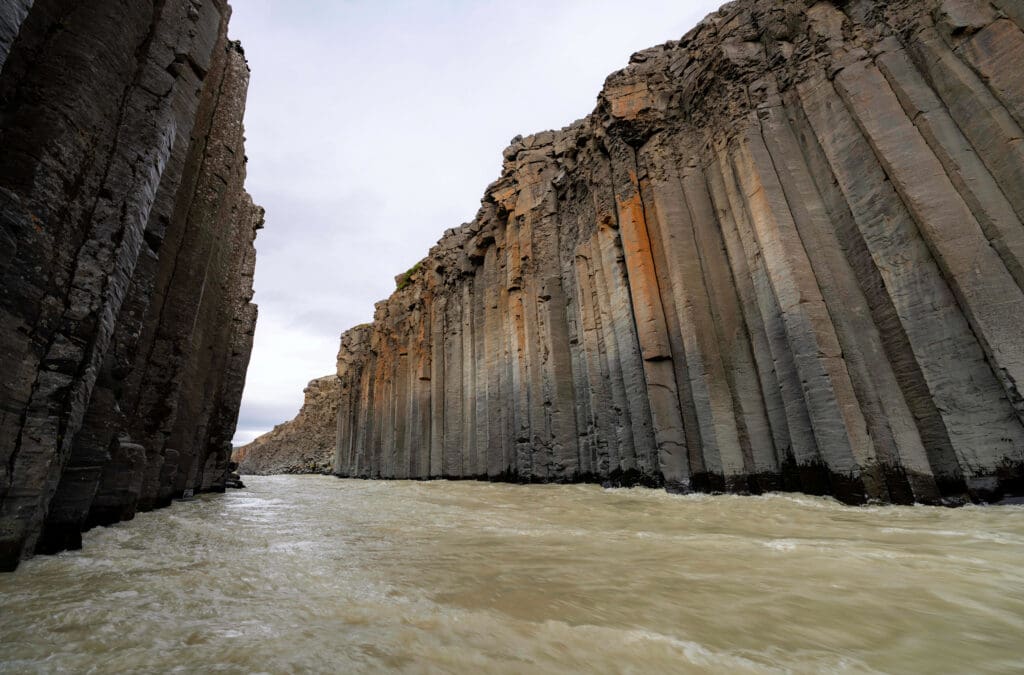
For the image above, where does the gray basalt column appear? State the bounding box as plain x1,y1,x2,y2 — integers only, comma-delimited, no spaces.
875,45,1024,294
504,214,532,478
589,227,634,475
461,280,478,478
472,261,489,478
640,140,766,489
834,58,1024,427
530,186,580,481
541,273,581,479
686,159,789,481
429,291,446,478
203,199,261,485
412,302,433,479
706,145,822,493
607,139,688,489
483,245,506,478
731,118,884,502
354,348,377,478
679,156,780,484
0,0,188,568
380,333,398,479
572,244,618,476
641,141,733,485
758,84,937,503
442,291,464,477
591,163,658,479
517,210,552,481
394,342,411,480
635,148,705,485
165,42,251,501
497,283,515,476
129,24,238,511
370,330,388,478
0,0,31,71
907,26,1024,245
797,71,1024,499
958,18,1024,128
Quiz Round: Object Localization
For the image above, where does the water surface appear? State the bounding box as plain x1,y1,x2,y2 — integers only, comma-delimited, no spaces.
2,476,1023,673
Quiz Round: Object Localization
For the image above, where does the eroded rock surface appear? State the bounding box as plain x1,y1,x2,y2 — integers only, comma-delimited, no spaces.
0,0,260,570
324,0,1024,505
233,376,341,475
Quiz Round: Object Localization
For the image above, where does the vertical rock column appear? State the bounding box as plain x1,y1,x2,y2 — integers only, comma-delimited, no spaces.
0,0,261,570
0,0,190,569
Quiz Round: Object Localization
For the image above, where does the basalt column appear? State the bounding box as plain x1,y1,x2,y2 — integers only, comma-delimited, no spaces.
0,0,261,571
318,0,1024,505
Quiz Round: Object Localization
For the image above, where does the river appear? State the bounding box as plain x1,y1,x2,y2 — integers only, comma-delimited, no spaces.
1,476,1023,673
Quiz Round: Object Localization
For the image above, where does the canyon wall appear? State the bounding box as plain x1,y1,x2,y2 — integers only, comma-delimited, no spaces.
0,0,260,571
233,375,340,475
329,0,1024,505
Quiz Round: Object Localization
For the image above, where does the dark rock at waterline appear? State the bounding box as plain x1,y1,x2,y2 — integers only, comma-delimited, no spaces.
0,0,260,571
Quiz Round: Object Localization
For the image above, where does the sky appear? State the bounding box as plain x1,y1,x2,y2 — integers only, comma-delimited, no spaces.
228,0,724,446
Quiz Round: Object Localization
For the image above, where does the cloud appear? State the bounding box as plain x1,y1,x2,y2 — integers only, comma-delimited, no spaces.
228,0,724,445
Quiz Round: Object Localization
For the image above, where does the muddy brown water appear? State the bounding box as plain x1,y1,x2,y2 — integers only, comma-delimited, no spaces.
1,475,1023,673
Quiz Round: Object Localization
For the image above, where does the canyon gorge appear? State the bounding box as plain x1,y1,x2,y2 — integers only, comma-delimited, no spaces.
4,0,1024,576
3,1,1023,670
242,0,1024,507
0,0,259,571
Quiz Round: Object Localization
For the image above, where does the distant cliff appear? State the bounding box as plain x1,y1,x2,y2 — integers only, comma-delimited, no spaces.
233,376,340,475
0,0,261,570
314,0,1024,505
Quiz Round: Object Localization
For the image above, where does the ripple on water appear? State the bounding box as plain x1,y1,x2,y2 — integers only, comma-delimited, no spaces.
1,475,1023,674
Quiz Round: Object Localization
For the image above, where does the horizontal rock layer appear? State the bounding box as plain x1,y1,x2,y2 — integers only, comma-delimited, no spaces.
329,0,1024,505
233,375,341,475
0,0,260,571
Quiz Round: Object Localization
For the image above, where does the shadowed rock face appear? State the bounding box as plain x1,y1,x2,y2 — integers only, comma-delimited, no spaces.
233,376,341,475
321,0,1024,505
0,0,260,571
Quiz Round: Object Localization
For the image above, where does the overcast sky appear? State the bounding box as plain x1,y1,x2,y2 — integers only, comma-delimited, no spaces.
228,0,724,446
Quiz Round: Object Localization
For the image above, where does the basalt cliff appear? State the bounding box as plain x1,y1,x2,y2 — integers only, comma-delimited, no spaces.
0,0,260,571
285,0,1024,506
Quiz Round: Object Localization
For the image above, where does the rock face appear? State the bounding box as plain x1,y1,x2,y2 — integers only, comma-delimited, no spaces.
330,0,1024,505
0,0,261,571
0,0,31,73
233,376,341,475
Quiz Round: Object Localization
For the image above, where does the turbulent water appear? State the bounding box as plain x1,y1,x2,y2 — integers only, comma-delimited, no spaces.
1,477,1023,673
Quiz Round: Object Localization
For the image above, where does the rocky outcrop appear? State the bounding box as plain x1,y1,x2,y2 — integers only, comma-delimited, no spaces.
233,375,341,475
331,0,1024,505
0,0,260,571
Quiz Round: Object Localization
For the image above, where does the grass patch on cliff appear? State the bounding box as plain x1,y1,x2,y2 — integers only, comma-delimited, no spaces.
397,261,422,290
